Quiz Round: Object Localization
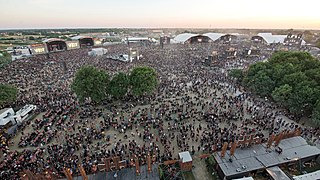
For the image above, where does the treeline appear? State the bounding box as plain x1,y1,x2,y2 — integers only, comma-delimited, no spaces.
0,28,127,36
230,51,320,125
71,66,158,103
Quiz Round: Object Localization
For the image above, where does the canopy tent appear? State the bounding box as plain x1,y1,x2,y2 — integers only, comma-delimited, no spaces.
88,48,108,56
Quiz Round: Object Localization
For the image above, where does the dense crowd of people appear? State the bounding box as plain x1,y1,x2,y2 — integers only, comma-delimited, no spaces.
0,42,319,179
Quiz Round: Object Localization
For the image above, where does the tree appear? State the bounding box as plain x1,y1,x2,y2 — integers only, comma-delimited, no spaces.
108,72,129,99
305,68,320,85
246,71,275,97
229,69,243,82
71,66,109,103
287,81,319,115
129,66,158,96
272,84,292,106
242,51,320,123
312,100,320,125
281,72,309,87
0,84,18,107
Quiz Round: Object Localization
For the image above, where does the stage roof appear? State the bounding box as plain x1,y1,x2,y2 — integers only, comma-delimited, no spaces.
203,33,225,41
172,33,199,43
43,38,66,43
257,33,287,44
173,32,241,43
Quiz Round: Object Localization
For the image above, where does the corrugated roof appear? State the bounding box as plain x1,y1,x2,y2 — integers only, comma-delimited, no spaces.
214,136,320,177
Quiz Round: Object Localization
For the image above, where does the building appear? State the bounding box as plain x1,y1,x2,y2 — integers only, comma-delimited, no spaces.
214,136,320,180
179,151,192,171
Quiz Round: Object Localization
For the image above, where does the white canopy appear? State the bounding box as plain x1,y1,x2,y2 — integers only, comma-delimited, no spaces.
88,48,108,56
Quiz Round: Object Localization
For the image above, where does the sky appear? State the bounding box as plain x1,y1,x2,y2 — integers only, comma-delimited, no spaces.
0,0,319,29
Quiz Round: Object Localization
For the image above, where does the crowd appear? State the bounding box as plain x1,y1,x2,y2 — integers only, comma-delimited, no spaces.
0,42,319,179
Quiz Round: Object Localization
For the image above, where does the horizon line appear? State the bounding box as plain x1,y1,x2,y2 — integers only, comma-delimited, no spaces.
1,27,320,31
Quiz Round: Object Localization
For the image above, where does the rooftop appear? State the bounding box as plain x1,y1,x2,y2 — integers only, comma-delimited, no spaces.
0,108,12,115
214,136,320,177
179,151,192,163
60,164,160,180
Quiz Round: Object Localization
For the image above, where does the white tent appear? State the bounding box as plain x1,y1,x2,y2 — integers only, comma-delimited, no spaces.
88,48,108,56
257,33,287,44
172,33,199,43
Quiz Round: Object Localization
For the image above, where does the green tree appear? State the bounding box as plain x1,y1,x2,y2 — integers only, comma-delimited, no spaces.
272,84,292,106
71,66,109,103
0,84,18,106
243,51,320,123
270,63,299,86
305,68,320,85
312,100,320,125
129,66,158,96
229,69,243,82
281,72,309,87
287,81,320,115
108,72,129,99
246,71,275,96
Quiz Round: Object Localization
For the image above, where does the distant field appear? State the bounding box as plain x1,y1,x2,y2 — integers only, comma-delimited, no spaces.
0,35,44,50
